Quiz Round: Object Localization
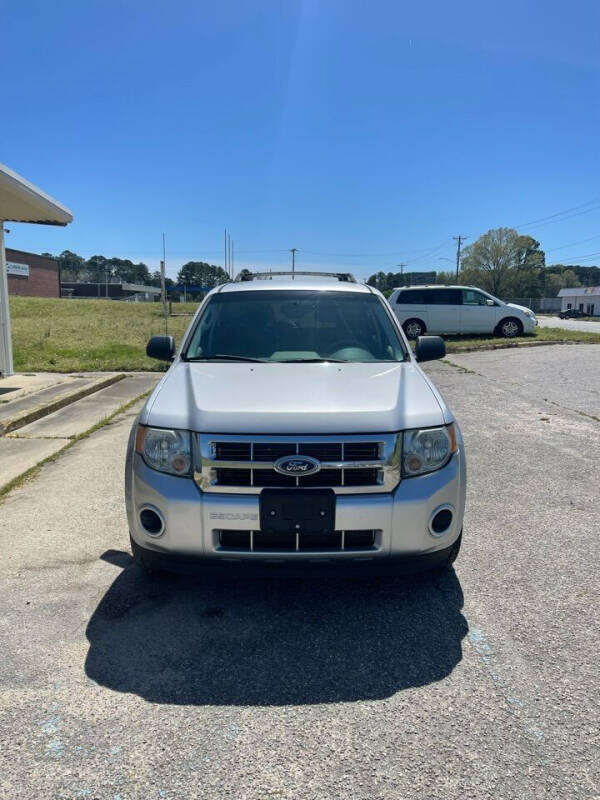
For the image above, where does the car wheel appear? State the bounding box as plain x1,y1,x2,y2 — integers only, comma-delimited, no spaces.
403,318,426,339
496,317,523,338
438,531,462,570
130,534,160,575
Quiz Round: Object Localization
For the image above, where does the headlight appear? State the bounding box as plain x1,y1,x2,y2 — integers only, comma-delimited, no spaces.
136,426,192,476
524,310,535,318
402,424,458,477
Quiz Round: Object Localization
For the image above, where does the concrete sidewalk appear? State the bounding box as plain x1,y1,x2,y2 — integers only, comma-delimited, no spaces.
0,372,161,491
0,372,126,435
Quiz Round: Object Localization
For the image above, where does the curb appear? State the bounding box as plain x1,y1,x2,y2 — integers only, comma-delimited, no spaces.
0,373,126,436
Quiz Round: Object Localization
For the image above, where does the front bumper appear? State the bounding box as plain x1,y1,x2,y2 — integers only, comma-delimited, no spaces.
126,442,466,565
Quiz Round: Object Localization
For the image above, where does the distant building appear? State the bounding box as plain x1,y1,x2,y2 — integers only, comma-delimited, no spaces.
61,281,161,302
5,248,60,297
557,287,600,316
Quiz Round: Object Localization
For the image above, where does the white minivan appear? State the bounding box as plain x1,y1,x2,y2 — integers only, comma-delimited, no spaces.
388,285,537,339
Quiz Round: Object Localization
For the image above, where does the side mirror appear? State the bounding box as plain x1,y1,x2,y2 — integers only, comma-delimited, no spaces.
415,335,445,363
485,298,495,306
146,335,175,362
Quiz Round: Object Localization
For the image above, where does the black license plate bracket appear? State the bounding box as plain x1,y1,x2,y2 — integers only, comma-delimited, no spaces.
259,489,336,534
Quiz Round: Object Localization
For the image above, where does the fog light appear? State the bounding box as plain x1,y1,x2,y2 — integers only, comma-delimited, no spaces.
429,506,453,536
139,506,165,537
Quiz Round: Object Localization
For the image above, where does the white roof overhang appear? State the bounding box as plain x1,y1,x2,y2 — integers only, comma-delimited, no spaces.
1,164,73,377
0,163,73,225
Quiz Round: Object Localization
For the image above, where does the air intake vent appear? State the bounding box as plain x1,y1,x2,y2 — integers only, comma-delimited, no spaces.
217,529,378,552
343,442,380,461
214,442,251,460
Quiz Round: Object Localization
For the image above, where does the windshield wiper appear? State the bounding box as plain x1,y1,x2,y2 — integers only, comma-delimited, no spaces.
276,358,348,363
186,354,267,363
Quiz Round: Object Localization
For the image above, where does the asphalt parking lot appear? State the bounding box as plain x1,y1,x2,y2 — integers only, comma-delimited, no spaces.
538,315,600,334
1,344,599,800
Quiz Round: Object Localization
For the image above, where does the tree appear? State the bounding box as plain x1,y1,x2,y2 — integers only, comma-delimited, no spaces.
108,258,150,284
460,228,546,298
435,271,455,285
546,264,597,286
84,255,110,283
176,262,230,288
366,271,389,291
55,250,86,281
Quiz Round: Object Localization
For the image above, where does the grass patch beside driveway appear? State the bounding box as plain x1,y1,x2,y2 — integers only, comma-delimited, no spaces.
10,296,198,372
443,325,600,353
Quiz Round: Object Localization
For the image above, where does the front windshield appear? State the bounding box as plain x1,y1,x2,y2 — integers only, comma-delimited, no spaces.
184,290,406,363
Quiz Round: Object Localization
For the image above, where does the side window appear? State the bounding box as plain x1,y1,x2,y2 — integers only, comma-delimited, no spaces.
462,289,486,306
431,289,461,305
396,290,426,304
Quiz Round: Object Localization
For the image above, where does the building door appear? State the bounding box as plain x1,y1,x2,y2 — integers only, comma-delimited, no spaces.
579,303,584,312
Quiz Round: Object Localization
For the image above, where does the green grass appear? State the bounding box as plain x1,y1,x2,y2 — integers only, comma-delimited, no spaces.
9,297,600,372
10,296,198,372
443,326,600,353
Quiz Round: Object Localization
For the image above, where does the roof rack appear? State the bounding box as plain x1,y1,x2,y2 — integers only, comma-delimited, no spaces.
235,270,357,283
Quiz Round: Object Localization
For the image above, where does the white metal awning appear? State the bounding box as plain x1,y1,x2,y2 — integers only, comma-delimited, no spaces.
0,163,73,225
1,163,73,376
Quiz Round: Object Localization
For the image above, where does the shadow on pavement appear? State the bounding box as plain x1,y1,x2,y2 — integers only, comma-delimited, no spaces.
85,550,467,706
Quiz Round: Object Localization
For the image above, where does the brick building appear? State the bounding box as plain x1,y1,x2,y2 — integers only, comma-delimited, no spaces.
5,247,60,298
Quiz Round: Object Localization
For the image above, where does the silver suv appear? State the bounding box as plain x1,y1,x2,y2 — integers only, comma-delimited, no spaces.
125,271,466,574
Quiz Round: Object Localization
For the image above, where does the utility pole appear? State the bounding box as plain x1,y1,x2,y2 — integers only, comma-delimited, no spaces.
290,248,298,278
224,228,228,277
231,239,234,277
161,232,167,334
0,224,14,376
453,236,468,281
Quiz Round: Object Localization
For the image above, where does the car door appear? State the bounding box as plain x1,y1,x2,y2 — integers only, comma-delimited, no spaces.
392,288,429,329
459,289,497,333
428,288,461,333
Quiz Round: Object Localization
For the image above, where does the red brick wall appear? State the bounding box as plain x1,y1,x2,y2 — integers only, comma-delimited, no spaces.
5,248,60,298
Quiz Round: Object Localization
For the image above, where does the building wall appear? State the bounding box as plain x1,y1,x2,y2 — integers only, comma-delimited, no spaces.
561,296,600,315
5,248,60,298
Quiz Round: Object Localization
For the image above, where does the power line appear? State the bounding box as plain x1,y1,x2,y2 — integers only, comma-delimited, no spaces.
546,233,600,254
514,197,600,229
553,249,600,264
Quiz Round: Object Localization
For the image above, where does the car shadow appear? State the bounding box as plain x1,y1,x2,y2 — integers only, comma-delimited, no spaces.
85,550,467,706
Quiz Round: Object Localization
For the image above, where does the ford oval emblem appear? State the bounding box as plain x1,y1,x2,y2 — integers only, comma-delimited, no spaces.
273,455,321,477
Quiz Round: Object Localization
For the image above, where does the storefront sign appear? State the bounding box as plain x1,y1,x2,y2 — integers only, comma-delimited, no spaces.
6,261,29,277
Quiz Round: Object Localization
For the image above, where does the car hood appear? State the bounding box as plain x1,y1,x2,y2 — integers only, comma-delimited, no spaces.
506,302,534,315
142,361,450,434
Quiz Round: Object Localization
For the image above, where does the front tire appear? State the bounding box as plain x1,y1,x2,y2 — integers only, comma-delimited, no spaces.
438,531,462,570
403,318,426,339
130,534,160,575
496,317,523,338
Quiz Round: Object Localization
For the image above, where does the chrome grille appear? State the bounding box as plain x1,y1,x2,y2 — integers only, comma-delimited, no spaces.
195,434,401,494
217,529,380,552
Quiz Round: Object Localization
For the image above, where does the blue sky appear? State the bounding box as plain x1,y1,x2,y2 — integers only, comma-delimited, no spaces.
2,0,599,280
